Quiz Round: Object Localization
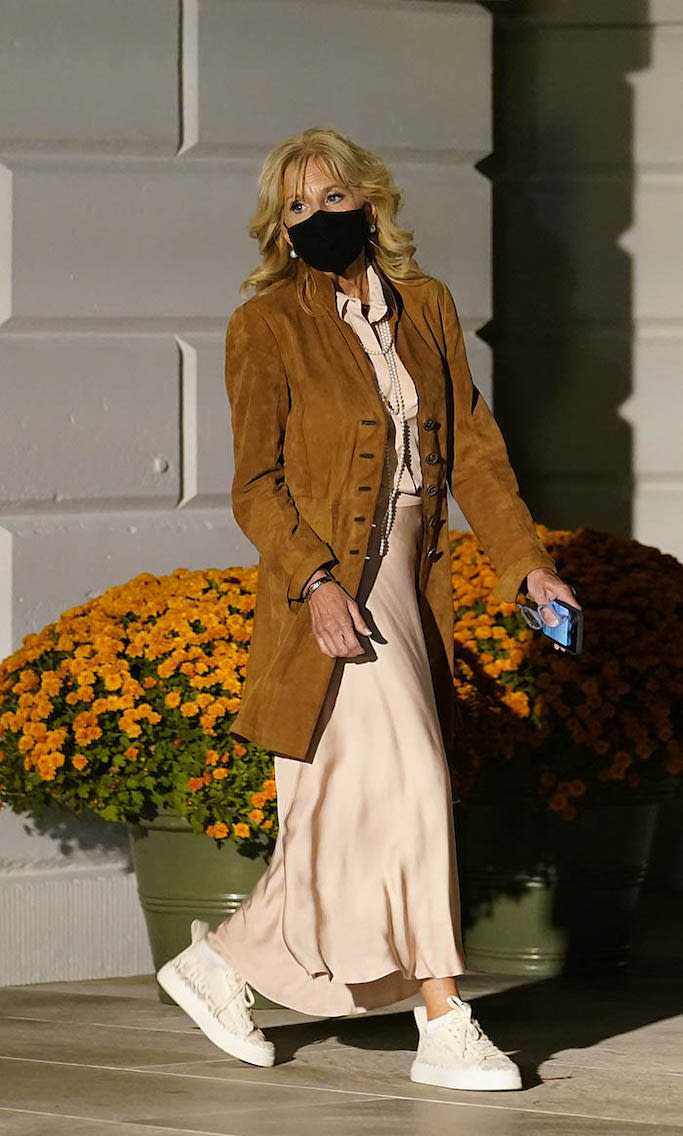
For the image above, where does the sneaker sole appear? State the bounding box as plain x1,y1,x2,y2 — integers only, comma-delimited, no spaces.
157,960,276,1067
410,1058,522,1091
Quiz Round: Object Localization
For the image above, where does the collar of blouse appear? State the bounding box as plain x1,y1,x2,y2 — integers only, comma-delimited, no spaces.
334,259,391,324
295,256,399,334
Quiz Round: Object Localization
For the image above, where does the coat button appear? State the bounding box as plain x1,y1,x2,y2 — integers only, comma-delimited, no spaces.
429,515,440,528
426,484,438,496
426,547,443,561
423,417,436,430
425,452,439,464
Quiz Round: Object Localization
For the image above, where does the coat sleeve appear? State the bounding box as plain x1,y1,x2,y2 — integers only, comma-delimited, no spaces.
437,279,557,603
224,301,339,606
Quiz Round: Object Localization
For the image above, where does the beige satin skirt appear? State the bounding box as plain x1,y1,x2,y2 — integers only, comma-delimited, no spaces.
207,488,467,1018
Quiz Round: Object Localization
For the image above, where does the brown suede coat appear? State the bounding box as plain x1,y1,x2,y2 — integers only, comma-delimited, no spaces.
224,259,556,761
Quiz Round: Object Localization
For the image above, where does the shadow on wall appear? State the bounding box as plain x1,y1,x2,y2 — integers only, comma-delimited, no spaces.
10,805,131,860
480,1,651,537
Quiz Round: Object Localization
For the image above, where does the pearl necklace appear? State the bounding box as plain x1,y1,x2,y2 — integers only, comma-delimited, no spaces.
362,314,410,556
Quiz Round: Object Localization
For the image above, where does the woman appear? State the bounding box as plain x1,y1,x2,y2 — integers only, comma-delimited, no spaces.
157,127,580,1092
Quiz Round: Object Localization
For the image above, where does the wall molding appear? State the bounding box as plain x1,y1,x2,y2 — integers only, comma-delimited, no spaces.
0,855,154,987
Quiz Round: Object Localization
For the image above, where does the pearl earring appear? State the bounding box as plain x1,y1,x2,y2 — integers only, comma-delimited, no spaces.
289,248,298,258
369,222,376,232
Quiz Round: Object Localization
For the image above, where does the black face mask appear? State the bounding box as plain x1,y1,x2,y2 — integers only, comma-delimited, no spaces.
286,205,369,274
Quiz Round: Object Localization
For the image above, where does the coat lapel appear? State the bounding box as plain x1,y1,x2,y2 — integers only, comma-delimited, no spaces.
301,260,394,414
299,258,444,422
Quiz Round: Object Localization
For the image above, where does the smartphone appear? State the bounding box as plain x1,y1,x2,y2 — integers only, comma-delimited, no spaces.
536,598,583,655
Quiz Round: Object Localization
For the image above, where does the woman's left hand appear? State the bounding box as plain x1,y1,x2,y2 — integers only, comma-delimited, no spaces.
525,567,582,653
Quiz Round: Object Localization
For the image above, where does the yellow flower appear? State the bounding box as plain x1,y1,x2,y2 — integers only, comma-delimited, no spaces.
118,715,142,738
549,792,568,811
206,822,229,839
40,672,62,696
180,701,200,717
75,667,96,686
103,672,123,691
36,751,64,781
73,710,103,745
501,690,531,718
636,737,656,760
13,669,39,693
233,822,250,838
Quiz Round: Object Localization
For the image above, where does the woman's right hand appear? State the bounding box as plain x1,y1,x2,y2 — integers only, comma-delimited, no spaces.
305,572,372,658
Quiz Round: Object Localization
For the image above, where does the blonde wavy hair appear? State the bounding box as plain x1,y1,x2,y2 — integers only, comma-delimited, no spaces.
239,126,431,314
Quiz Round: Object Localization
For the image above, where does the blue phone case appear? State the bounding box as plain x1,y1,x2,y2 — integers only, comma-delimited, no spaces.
539,599,583,653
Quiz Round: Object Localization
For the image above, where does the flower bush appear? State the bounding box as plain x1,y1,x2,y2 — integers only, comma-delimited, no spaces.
0,568,278,855
0,526,680,844
449,524,683,819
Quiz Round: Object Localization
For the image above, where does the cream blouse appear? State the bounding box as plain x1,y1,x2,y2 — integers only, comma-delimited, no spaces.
335,261,422,501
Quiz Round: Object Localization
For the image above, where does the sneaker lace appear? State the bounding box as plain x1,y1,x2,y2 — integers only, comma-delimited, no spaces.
442,1002,506,1061
215,977,261,1035
463,1017,506,1060
182,959,261,1036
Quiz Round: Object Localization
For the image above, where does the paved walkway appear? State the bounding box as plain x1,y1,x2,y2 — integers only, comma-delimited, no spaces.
1,888,681,1135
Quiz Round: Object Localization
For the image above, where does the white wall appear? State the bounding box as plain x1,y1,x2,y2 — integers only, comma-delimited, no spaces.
487,0,683,561
0,0,493,983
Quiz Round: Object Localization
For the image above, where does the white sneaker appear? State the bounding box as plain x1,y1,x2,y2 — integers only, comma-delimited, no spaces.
410,994,522,1091
156,918,275,1067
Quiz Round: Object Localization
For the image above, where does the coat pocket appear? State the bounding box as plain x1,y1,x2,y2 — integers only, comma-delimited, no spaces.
295,495,336,547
